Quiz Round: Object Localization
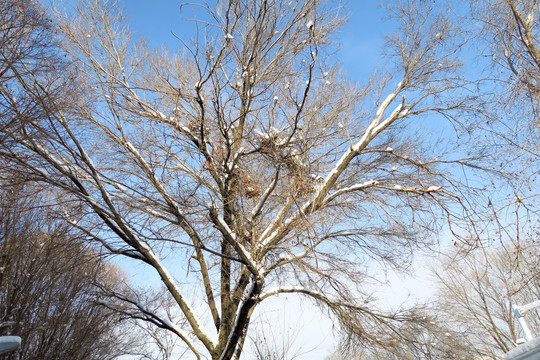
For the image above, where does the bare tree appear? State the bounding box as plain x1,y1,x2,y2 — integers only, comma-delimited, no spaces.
0,0,490,358
468,0,540,192
471,0,540,115
245,310,310,360
0,182,137,360
432,244,540,359
326,305,478,360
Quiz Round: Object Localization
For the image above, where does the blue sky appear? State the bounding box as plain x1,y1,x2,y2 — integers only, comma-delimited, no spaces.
122,0,388,83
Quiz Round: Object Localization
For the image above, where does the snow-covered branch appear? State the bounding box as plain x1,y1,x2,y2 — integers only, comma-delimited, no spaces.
209,205,261,277
323,179,380,205
260,84,410,251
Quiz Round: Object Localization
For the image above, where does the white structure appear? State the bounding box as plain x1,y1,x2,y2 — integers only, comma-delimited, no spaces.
506,300,540,360
0,336,21,354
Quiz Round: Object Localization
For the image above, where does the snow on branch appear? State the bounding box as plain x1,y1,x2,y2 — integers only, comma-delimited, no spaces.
139,242,218,351
259,84,410,252
209,205,261,276
249,167,280,221
323,179,380,205
376,92,396,119
377,184,453,197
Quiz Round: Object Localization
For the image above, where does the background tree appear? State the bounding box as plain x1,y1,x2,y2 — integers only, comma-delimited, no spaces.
326,307,475,360
0,182,137,360
0,0,492,358
246,311,309,360
431,243,540,359
449,2,540,350
468,0,540,200
471,0,540,117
